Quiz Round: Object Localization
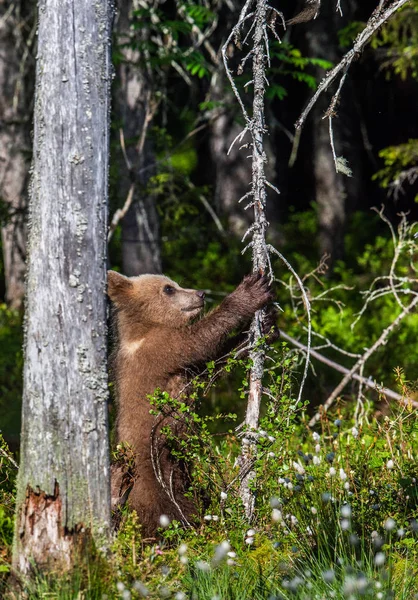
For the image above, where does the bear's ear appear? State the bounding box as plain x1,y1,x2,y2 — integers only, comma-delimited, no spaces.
107,271,133,304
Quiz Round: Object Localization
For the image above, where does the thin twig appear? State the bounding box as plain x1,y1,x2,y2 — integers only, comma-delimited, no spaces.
295,0,410,130
309,293,418,426
278,330,418,410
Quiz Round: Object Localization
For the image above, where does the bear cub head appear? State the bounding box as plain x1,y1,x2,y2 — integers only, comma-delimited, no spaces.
107,271,205,328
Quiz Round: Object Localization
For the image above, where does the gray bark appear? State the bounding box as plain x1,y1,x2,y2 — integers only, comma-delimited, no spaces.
114,0,161,276
13,0,113,574
0,1,35,310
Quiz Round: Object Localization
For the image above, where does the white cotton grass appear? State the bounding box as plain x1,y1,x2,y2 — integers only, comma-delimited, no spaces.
245,528,255,545
204,514,219,522
195,560,211,572
178,544,188,565
159,514,170,528
212,541,231,566
220,491,228,500
384,518,396,531
272,508,283,522
386,459,394,469
339,468,347,481
133,581,149,597
292,461,305,475
178,543,187,556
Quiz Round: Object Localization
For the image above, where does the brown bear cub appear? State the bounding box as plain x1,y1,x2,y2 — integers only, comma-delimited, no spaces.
108,271,275,535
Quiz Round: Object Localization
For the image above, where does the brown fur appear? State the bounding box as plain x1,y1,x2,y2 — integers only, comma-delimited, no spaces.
108,271,274,535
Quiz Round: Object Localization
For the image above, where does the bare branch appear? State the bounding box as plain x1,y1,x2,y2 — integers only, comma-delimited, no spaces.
279,330,418,410
309,293,418,427
295,0,410,131
108,184,135,243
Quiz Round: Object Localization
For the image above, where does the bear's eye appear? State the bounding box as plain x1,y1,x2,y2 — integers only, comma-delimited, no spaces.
163,285,175,295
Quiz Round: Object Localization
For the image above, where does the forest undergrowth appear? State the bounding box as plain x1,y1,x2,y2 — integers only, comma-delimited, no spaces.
1,210,418,598
1,378,418,599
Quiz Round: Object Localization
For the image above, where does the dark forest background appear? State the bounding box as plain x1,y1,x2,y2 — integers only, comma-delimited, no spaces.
1,0,418,447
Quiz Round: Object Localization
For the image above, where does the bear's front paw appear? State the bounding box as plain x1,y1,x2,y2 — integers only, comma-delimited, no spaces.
234,272,274,313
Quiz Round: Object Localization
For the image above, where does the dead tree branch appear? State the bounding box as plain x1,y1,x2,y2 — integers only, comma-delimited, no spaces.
279,330,418,411
295,0,410,132
309,293,418,426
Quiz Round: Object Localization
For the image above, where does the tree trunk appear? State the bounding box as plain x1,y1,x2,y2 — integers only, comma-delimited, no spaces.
113,0,161,276
13,0,112,575
208,77,253,237
208,73,277,238
304,8,346,263
0,1,35,310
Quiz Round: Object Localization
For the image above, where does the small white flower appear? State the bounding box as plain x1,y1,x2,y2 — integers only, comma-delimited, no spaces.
278,477,285,484
178,543,188,556
272,508,283,522
292,461,305,475
227,551,236,558
122,591,131,600
268,452,275,458
344,481,350,490
341,504,352,518
246,528,256,537
311,506,317,515
306,526,313,536
159,514,170,527
204,515,212,521
180,556,188,565
212,515,219,522
329,467,336,476
315,444,321,454
259,430,268,437
351,427,359,439
339,468,347,481
313,455,321,465
374,552,386,566
313,432,320,442
270,496,280,508
133,582,148,597
397,528,405,538
226,558,236,566
384,518,396,531
116,582,125,592
268,435,275,442
245,537,254,545
386,459,394,469
213,541,231,564
341,519,350,531
322,569,335,583
377,593,383,599
220,491,228,500
196,560,211,572
287,482,293,491
290,515,298,526
174,593,186,600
